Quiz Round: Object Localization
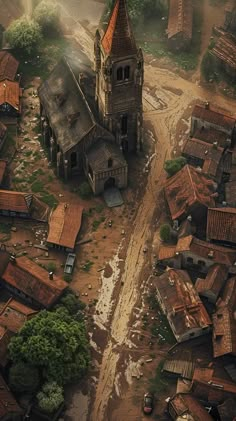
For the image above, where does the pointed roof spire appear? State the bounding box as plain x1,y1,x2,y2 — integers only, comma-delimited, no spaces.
102,0,137,57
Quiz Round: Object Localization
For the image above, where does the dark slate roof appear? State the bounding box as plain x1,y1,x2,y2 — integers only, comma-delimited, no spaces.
86,140,127,172
38,58,95,153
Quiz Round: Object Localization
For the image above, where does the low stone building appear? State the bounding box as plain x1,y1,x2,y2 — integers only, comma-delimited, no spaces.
167,0,193,51
154,268,212,343
195,263,228,304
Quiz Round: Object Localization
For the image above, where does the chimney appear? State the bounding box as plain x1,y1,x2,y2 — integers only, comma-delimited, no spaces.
205,102,210,110
49,272,53,281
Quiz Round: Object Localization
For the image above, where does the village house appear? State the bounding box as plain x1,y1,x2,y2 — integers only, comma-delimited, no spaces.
0,190,49,221
191,103,236,147
193,126,232,149
0,253,68,309
38,0,143,195
192,367,236,404
154,268,212,343
195,264,228,304
0,298,37,367
164,165,217,224
167,0,193,51
158,235,236,274
0,80,22,121
0,121,7,151
182,137,224,182
211,33,236,81
47,202,83,251
0,51,19,83
207,207,236,246
212,276,236,357
0,372,23,420
168,393,213,421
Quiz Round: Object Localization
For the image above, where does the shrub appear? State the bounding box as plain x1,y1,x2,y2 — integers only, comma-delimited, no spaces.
164,157,187,177
9,362,40,393
33,1,60,35
37,381,64,414
78,182,93,200
160,224,171,242
6,17,42,55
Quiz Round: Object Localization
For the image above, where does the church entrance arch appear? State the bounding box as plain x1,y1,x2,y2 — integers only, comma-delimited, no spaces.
104,177,116,190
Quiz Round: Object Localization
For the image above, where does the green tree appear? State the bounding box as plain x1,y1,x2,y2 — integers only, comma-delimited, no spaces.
164,157,187,177
160,224,171,242
6,17,42,55
8,308,90,385
37,382,64,414
106,0,168,24
33,1,60,35
9,362,40,393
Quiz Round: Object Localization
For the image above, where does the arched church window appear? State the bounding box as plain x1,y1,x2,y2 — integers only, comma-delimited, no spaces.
124,66,130,80
71,152,77,168
117,67,123,81
121,115,128,135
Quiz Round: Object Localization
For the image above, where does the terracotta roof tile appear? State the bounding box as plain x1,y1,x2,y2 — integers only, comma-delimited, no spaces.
192,367,236,403
0,373,22,418
164,165,216,220
102,0,137,56
207,207,236,244
2,256,68,308
217,277,236,310
47,202,83,250
167,0,193,40
193,127,231,148
0,80,22,112
158,245,177,260
195,264,228,298
0,298,37,333
192,104,236,131
212,307,236,357
0,190,32,213
0,51,19,82
212,34,236,71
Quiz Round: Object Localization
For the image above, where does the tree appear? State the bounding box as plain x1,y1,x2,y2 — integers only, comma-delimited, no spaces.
164,157,187,177
37,382,64,414
9,362,40,393
6,17,42,55
8,308,90,385
160,224,171,242
106,0,168,24
33,1,60,35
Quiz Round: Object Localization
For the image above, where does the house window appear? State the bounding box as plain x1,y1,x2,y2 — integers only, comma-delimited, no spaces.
124,65,130,80
117,67,123,81
71,152,77,168
108,158,113,168
121,115,128,135
187,257,193,264
198,260,206,267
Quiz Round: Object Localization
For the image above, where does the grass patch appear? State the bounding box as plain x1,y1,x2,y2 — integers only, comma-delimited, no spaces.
92,216,105,231
40,193,58,208
24,150,32,157
81,260,94,272
149,360,176,394
78,181,93,200
64,274,72,283
95,204,104,213
45,262,57,273
146,293,176,345
33,151,42,161
31,180,45,193
0,223,11,234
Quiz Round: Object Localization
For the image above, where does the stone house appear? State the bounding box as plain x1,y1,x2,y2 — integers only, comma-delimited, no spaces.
195,263,228,304
154,268,212,343
38,0,143,194
0,190,49,221
167,0,193,51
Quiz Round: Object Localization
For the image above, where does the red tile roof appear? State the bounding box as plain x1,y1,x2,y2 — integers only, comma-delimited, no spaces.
2,256,68,308
167,0,193,40
0,190,33,213
164,165,216,220
168,393,213,420
195,264,228,299
0,51,19,82
47,202,83,250
0,298,37,333
212,306,236,357
207,207,236,244
155,268,211,340
212,34,236,71
102,0,137,56
0,80,22,112
192,104,236,131
0,373,22,418
217,277,236,310
193,127,230,148
192,367,236,403
158,245,177,260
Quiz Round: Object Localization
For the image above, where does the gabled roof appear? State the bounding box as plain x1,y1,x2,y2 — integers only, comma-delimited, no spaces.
192,104,236,131
0,51,19,82
212,306,236,357
0,80,22,111
38,58,95,153
195,264,228,299
193,127,230,148
102,0,137,57
47,202,83,250
0,190,33,213
168,393,213,421
0,298,37,333
0,373,22,418
217,277,236,310
192,367,236,403
167,0,193,40
164,165,216,220
212,34,236,71
86,139,127,172
207,207,236,244
2,256,68,308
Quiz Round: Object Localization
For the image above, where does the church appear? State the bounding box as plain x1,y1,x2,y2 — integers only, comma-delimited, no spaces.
38,0,144,195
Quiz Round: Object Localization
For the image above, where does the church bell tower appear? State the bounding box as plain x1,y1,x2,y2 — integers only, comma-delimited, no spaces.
94,0,144,153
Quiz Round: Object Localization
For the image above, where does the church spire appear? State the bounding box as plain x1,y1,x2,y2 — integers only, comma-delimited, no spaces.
102,0,137,57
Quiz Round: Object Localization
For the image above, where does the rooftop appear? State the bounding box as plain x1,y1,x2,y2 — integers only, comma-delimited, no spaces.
47,202,83,250
192,367,236,403
207,207,236,244
168,393,213,420
0,190,50,221
0,80,22,111
154,268,211,338
212,34,236,71
38,58,95,153
0,373,23,418
217,398,236,421
86,139,127,172
2,255,68,308
164,165,216,220
212,306,236,357
167,0,193,40
225,181,236,206
192,103,236,131
0,51,19,82
193,127,231,148
195,264,228,298
217,276,236,310
101,0,137,57
0,298,37,333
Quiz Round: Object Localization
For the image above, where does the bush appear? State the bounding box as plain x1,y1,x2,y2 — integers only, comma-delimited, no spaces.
33,1,60,35
6,17,42,55
164,157,187,177
37,382,64,414
78,182,93,200
9,362,40,393
160,224,171,242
